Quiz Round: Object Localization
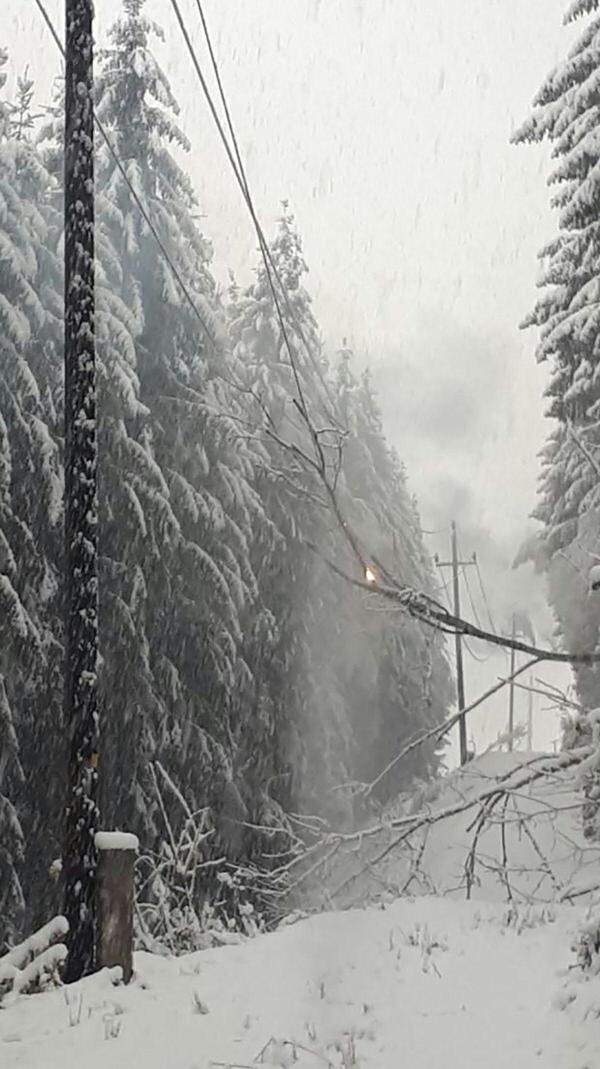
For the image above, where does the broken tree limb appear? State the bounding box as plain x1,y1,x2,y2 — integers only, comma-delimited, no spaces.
305,544,600,665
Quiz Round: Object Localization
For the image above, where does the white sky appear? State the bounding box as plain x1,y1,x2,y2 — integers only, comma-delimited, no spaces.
4,0,582,759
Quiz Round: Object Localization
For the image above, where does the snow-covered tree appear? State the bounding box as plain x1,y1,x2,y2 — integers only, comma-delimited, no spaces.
92,0,270,868
228,204,351,822
229,211,452,820
0,50,64,946
514,0,600,709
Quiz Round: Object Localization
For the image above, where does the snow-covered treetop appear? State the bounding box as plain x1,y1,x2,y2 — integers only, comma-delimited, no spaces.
97,0,193,199
565,0,600,24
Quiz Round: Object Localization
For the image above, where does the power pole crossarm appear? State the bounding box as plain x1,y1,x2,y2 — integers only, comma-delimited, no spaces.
63,0,99,983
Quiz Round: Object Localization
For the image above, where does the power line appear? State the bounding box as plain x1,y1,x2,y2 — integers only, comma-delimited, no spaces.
33,0,217,349
460,560,485,632
458,554,497,664
192,0,250,201
422,525,451,536
462,635,495,664
436,569,452,609
193,0,335,412
169,0,338,426
167,0,311,438
474,558,498,636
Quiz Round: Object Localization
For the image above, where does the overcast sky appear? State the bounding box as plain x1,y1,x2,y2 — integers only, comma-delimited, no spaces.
4,0,580,758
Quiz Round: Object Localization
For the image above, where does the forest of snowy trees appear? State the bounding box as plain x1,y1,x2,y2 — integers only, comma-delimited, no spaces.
0,1,453,950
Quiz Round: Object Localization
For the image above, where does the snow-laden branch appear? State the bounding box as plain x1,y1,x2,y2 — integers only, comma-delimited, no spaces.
0,916,68,1001
0,915,68,973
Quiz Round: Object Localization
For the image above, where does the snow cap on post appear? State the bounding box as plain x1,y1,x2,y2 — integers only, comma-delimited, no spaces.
95,831,139,852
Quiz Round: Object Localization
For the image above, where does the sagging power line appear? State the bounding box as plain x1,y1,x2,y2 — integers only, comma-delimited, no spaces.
169,0,338,428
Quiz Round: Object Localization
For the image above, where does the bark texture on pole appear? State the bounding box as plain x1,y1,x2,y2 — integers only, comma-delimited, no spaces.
63,0,99,984
95,834,138,984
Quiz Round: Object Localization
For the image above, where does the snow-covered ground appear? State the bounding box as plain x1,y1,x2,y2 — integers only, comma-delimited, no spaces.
1,898,598,1068
3,753,600,1068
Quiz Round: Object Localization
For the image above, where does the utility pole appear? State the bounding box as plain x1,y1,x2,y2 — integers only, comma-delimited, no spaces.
434,522,477,766
63,0,99,983
527,675,533,751
507,614,535,753
508,614,516,753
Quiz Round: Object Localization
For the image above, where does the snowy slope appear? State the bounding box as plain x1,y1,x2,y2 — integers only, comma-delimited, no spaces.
0,897,597,1069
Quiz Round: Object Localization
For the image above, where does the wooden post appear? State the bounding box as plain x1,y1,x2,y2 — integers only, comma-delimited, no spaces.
95,833,138,984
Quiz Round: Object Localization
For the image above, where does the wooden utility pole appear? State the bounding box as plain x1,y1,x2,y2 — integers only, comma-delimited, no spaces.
508,614,516,753
63,0,99,983
527,675,533,751
506,613,535,753
435,522,476,766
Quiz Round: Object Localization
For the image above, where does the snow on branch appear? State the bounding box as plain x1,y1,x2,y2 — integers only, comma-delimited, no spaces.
0,915,68,1001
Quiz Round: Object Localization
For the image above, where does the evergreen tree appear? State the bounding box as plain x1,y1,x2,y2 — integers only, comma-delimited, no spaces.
229,211,452,821
514,0,600,707
0,50,64,946
228,204,351,823
93,0,267,866
515,0,600,840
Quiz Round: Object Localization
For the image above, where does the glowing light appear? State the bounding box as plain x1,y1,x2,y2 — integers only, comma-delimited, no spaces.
365,566,376,584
